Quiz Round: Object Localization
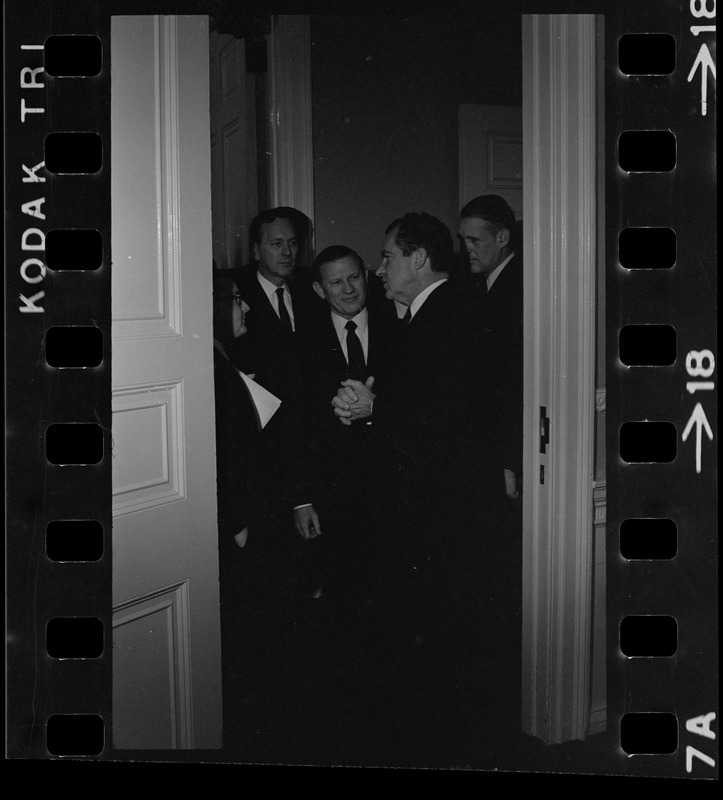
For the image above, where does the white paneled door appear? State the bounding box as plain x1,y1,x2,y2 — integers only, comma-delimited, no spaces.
111,15,222,749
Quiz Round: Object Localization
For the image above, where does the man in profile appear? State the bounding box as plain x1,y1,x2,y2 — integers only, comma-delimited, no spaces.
332,213,495,753
458,194,524,736
458,194,522,503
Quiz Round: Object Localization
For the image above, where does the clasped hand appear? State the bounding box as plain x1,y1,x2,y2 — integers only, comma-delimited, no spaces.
332,376,375,426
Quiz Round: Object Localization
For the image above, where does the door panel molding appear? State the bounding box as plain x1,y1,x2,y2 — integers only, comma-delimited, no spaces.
112,380,186,515
112,580,193,749
487,133,523,188
112,15,182,338
459,103,523,219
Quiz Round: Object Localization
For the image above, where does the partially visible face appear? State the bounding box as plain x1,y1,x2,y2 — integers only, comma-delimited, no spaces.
314,256,368,319
232,287,250,338
215,281,248,340
253,218,298,286
376,227,418,305
458,217,509,276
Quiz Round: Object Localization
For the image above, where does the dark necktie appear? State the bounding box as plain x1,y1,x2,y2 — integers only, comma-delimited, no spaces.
345,320,367,380
402,307,412,324
471,273,487,296
275,287,293,333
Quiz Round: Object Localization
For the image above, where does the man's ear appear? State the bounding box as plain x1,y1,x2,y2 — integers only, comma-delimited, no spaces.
312,281,325,300
497,228,511,247
413,247,428,270
252,242,260,261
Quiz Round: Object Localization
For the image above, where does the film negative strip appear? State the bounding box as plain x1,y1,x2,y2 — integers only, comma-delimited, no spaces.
4,0,717,778
607,1,717,778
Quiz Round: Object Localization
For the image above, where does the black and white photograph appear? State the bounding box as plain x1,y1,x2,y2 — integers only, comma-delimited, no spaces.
4,0,717,779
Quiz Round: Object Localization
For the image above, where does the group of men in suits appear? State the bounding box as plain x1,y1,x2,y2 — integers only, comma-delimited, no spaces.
214,196,523,753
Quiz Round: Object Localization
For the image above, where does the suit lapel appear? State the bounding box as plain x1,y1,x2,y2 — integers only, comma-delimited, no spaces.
487,254,521,299
406,279,452,330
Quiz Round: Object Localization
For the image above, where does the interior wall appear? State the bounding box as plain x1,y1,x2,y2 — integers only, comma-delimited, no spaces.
310,14,522,268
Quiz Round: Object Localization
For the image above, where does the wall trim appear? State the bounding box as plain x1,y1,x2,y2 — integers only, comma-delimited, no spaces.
590,479,607,736
593,480,607,527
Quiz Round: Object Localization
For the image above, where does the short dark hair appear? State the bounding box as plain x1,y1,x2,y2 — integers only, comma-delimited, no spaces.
385,212,454,273
249,206,305,249
212,268,239,349
312,245,365,282
459,194,516,238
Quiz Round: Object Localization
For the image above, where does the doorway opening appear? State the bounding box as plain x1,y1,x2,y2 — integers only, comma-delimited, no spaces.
208,10,606,747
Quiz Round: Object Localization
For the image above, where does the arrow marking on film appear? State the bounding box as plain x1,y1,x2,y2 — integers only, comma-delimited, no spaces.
688,43,716,117
682,402,714,474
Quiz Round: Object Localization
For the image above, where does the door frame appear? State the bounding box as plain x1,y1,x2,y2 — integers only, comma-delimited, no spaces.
521,14,600,744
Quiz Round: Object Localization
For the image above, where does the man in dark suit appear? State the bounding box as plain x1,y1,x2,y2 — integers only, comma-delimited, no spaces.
332,213,495,754
228,206,317,401
458,194,523,503
292,245,395,610
332,213,491,558
458,194,524,736
227,207,321,604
